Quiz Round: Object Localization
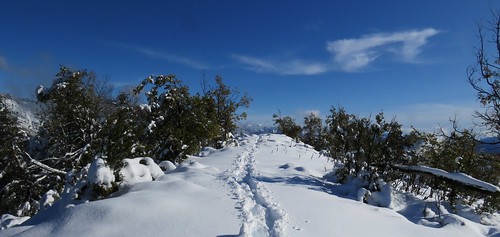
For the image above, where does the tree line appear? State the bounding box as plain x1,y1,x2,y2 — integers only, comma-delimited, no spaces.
274,107,499,213
0,67,251,216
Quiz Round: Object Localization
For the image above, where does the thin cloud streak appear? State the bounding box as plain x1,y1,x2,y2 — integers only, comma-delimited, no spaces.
112,42,210,70
327,28,440,72
231,54,328,75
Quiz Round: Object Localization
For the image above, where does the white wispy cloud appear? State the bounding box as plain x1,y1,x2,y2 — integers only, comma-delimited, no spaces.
231,54,328,75
111,42,209,70
326,28,440,72
232,28,439,75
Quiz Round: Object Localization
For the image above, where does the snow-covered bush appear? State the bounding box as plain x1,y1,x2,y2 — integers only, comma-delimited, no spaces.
119,157,164,185
159,160,177,172
325,108,406,184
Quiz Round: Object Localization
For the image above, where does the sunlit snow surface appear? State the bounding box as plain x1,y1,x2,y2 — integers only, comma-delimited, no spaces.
1,134,499,237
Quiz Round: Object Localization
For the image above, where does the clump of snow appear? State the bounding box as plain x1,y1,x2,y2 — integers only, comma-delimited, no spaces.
15,202,32,218
357,188,371,202
35,85,45,96
366,180,392,208
0,214,29,230
159,160,177,172
139,104,152,113
120,157,164,185
87,158,115,189
38,190,59,212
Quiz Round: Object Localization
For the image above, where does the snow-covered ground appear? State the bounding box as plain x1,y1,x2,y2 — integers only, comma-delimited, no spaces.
1,134,499,237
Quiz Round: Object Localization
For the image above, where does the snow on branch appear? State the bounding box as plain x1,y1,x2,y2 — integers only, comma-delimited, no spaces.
25,152,66,175
392,164,500,193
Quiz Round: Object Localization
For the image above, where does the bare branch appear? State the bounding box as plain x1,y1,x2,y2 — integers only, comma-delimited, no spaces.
25,152,66,175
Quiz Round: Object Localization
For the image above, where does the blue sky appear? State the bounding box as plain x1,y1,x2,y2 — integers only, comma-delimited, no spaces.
1,0,499,131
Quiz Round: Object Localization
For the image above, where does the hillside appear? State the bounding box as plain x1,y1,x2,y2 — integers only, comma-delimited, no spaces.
1,134,498,237
0,94,39,136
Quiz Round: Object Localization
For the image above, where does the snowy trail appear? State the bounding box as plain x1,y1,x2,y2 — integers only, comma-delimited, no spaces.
2,134,499,237
224,135,287,237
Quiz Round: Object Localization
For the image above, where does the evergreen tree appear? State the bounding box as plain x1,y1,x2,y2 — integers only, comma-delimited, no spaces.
134,74,222,162
0,96,40,216
37,67,112,172
324,108,406,183
273,113,302,141
205,76,252,146
97,91,144,168
302,113,325,150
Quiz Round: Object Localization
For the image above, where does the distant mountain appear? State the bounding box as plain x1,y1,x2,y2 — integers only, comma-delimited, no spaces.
476,137,500,155
236,122,276,135
0,93,40,136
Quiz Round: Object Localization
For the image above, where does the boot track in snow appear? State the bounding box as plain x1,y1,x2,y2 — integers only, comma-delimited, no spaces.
224,135,288,237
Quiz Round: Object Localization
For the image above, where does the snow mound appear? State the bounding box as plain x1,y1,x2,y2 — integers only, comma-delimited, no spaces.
119,157,164,185
87,158,114,188
158,160,176,172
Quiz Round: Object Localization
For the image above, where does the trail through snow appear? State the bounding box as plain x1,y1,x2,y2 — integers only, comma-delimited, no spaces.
224,136,287,237
1,134,499,237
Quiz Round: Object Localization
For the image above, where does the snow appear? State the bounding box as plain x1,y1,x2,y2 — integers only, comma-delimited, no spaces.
0,94,40,136
1,134,499,237
87,158,114,189
158,160,176,172
38,190,59,212
35,86,44,96
0,215,29,231
393,165,500,193
119,157,164,185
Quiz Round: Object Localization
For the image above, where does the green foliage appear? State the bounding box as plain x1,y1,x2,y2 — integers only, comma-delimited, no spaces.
272,113,302,141
97,91,144,168
302,113,326,150
132,74,246,161
2,68,253,216
0,96,41,216
37,66,112,171
205,76,252,146
324,107,406,184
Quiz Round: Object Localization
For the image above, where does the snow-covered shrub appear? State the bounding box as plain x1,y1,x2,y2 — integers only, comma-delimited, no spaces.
366,180,392,208
325,108,406,184
119,157,164,185
57,157,118,206
87,158,115,189
159,160,177,172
